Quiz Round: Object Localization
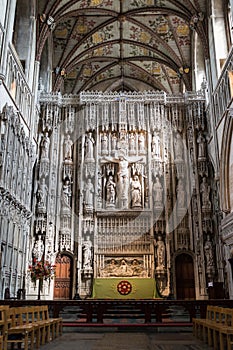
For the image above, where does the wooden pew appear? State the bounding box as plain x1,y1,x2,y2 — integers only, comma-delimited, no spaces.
4,306,35,350
43,305,62,340
3,305,62,350
0,306,9,350
33,305,62,343
192,305,218,341
210,307,233,350
193,305,233,350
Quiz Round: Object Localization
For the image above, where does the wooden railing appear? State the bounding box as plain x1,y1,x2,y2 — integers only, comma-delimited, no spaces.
5,44,32,127
1,299,233,328
211,46,233,125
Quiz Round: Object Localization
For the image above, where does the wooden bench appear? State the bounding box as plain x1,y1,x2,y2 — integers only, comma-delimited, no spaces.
2,305,62,350
193,305,233,350
34,305,62,342
4,306,35,350
0,306,9,350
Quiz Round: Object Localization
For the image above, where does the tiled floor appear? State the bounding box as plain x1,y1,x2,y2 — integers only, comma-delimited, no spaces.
40,331,213,350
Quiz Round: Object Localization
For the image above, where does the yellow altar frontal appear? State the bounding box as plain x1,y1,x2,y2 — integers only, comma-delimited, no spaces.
92,278,161,299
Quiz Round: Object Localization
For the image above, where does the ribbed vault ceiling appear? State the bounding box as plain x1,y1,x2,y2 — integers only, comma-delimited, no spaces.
37,0,208,94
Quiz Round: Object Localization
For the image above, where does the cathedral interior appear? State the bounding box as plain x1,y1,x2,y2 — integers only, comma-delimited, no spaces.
0,0,233,301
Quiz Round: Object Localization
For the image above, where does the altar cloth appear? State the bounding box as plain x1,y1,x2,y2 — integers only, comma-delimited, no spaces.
92,278,161,299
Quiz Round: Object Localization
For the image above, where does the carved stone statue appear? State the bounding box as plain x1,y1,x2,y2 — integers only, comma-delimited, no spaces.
119,175,129,208
138,132,145,154
204,236,214,269
36,178,48,207
85,132,95,159
155,235,165,270
33,235,44,261
101,132,108,155
153,176,163,205
152,132,160,158
40,132,50,159
118,259,133,276
200,177,211,209
83,235,93,269
111,133,117,151
62,179,72,206
197,132,206,159
176,179,185,208
106,175,116,207
84,178,94,207
129,133,136,154
130,175,142,207
174,133,183,160
102,154,143,209
63,134,73,160
99,259,118,277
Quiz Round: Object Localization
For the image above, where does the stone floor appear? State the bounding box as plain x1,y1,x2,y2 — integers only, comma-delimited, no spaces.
39,330,213,350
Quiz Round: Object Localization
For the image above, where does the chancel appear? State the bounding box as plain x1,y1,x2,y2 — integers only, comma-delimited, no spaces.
0,0,232,304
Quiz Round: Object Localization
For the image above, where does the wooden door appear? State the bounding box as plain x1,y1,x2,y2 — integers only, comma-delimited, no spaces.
53,255,72,300
175,254,195,300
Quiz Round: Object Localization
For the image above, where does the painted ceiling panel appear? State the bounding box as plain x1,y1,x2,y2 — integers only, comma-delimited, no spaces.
38,0,208,93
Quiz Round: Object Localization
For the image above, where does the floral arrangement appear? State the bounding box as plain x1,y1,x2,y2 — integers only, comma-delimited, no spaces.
29,258,56,291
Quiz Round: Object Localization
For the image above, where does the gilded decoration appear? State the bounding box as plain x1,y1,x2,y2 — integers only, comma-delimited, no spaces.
148,16,173,42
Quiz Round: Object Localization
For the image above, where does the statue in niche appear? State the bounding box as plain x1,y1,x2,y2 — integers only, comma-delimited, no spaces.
154,235,165,269
153,176,163,205
118,130,128,150
40,132,50,159
204,236,214,269
33,235,44,261
106,175,116,207
152,131,160,158
111,132,117,152
176,179,185,208
101,132,108,154
200,177,211,209
97,171,104,201
130,175,142,207
129,133,136,154
84,178,94,207
83,235,93,269
85,132,95,160
118,175,129,209
62,178,72,206
138,132,145,153
102,154,143,209
36,178,48,207
63,134,73,160
174,133,183,160
197,132,206,159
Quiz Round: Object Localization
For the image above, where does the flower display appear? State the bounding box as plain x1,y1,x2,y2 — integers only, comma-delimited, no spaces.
28,258,56,291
